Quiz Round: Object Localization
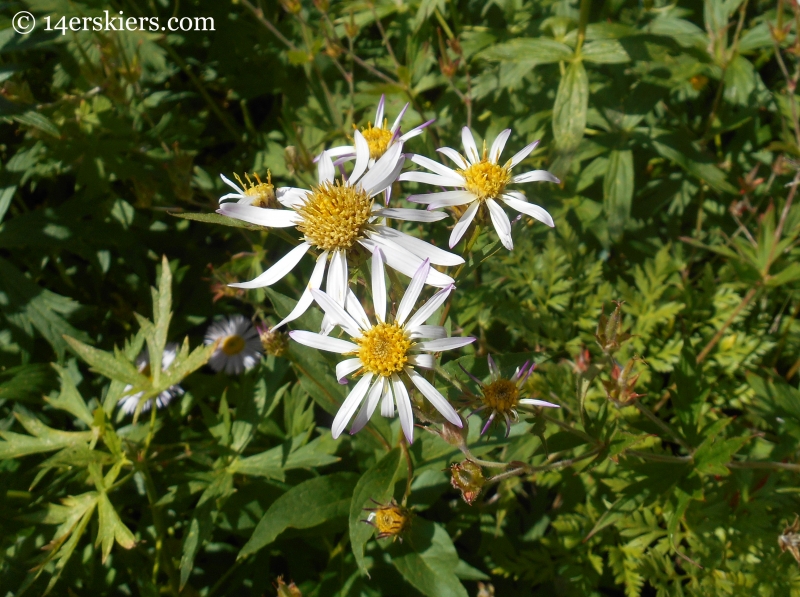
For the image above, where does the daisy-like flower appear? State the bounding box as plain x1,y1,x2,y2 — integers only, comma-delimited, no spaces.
217,135,463,330
288,251,475,442
205,315,263,374
118,343,184,415
326,94,434,166
461,355,559,437
219,171,277,208
400,127,560,250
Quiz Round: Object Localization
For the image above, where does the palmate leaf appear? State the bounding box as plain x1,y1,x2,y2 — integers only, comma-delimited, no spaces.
0,405,93,459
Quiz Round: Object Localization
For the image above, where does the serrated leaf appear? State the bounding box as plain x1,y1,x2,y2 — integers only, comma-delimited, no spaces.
64,335,147,386
169,211,262,229
46,364,94,426
238,472,358,559
13,110,60,137
96,493,136,563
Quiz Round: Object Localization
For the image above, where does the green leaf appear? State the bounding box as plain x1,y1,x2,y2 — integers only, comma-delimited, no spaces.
552,60,588,175
0,406,93,459
238,472,358,559
651,134,737,194
12,110,61,137
169,211,262,230
582,39,630,64
0,363,56,403
350,447,405,576
64,335,147,386
477,37,573,64
96,493,136,563
0,184,15,223
46,364,94,426
693,419,751,476
389,519,469,597
603,149,634,240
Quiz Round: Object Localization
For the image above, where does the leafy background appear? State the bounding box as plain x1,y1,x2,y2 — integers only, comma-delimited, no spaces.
1,0,800,595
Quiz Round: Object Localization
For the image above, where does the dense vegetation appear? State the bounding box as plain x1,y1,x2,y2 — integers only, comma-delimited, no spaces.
1,0,800,595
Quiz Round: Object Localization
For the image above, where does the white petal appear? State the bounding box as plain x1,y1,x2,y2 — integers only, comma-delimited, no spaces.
449,200,480,248
350,378,384,434
274,251,328,329
502,195,555,227
489,129,512,164
350,130,370,184
288,330,358,354
406,368,461,426
323,146,356,158
336,358,362,382
359,141,404,196
331,373,374,439
229,242,310,289
326,249,348,307
390,103,409,132
318,151,335,184
359,237,454,288
461,127,480,164
417,337,476,352
409,154,461,178
220,173,245,194
398,171,465,187
396,259,430,325
408,354,435,369
375,94,385,126
488,354,499,378
437,146,468,169
519,398,561,408
371,226,464,266
380,381,395,417
346,289,371,330
392,373,414,443
400,118,434,140
311,289,363,338
408,325,447,340
276,187,311,208
511,169,560,184
371,248,387,323
408,190,475,207
217,203,300,228
486,198,513,250
375,208,448,222
219,192,244,203
508,140,539,168
405,286,453,330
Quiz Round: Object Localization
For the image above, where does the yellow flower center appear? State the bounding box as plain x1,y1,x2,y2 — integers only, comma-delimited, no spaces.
373,505,409,537
355,322,412,377
297,181,373,251
221,334,246,356
235,172,276,208
360,121,393,160
482,379,519,412
459,159,511,202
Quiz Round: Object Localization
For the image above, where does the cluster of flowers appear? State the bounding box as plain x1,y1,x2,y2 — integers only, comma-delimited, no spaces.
122,97,560,439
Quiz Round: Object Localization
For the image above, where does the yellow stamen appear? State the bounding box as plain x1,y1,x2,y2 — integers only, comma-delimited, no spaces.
459,154,511,202
221,334,246,356
481,379,519,413
297,181,373,251
234,171,276,208
360,120,393,160
355,322,413,377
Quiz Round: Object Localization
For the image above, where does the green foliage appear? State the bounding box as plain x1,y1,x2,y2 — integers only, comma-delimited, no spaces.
1,0,800,596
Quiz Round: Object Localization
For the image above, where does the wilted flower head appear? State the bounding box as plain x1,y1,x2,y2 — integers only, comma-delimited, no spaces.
462,356,559,437
401,127,558,250
363,499,411,541
450,460,485,505
289,251,474,442
219,171,277,208
118,343,184,415
257,323,289,357
205,315,263,374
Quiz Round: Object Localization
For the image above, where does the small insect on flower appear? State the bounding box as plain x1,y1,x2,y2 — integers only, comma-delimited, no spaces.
780,515,800,565
205,315,263,374
289,251,474,442
363,499,411,541
219,171,277,208
118,343,184,415
218,138,461,331
401,127,559,250
462,356,559,437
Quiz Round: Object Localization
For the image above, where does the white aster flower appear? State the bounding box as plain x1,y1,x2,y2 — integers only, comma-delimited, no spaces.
205,315,263,374
217,135,463,330
462,356,559,437
399,126,560,250
289,251,475,443
118,343,184,415
219,171,276,208
326,94,434,166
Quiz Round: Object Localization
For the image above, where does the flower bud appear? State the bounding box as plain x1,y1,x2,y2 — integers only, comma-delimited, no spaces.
602,357,645,405
363,499,411,540
344,10,359,39
276,577,302,597
595,301,631,355
279,0,302,14
449,460,485,505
